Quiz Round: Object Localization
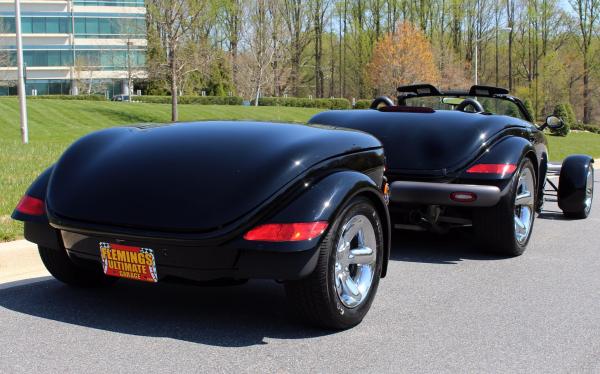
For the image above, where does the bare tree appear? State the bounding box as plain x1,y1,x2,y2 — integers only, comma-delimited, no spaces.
147,0,212,121
570,0,600,123
243,0,276,105
283,0,311,96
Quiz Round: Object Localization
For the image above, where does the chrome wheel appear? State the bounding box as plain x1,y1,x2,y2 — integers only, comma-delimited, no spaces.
584,167,594,215
334,214,377,309
514,167,535,244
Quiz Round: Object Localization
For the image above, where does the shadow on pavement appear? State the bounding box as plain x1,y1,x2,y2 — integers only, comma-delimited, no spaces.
0,277,332,347
389,229,508,265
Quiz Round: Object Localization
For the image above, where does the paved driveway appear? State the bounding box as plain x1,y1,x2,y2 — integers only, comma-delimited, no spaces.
0,180,598,373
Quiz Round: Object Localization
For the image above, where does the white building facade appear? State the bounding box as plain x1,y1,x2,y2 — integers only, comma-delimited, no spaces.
0,0,146,96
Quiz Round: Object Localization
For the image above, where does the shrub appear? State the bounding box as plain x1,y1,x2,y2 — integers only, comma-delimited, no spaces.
571,122,600,134
135,95,243,105
29,95,106,101
353,99,372,109
251,97,351,109
551,103,573,136
523,99,535,120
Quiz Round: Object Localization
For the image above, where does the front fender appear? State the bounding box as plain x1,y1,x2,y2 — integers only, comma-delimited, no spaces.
270,170,391,278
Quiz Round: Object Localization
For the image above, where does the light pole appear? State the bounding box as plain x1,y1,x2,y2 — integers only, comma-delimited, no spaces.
474,27,512,86
14,0,28,144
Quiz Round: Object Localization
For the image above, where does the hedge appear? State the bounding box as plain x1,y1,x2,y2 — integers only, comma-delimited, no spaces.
135,95,243,105
29,95,106,101
251,97,351,109
571,122,600,134
353,99,371,109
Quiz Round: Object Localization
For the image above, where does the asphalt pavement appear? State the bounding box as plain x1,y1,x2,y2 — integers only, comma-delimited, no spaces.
0,179,598,373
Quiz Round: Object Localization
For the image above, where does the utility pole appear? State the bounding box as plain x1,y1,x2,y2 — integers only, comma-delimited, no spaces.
15,0,28,144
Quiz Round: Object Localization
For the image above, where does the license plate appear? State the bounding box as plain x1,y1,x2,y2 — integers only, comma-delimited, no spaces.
99,242,158,282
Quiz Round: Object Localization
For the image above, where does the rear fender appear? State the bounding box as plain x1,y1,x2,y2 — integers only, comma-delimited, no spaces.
459,136,539,194
11,166,63,250
270,171,391,278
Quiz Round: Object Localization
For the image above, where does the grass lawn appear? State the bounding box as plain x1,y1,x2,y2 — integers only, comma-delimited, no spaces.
0,98,323,241
546,132,600,161
1,98,598,242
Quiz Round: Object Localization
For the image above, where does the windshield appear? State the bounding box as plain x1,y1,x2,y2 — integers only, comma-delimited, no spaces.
403,96,528,120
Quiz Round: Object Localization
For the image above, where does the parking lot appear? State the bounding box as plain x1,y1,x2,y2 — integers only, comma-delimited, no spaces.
0,179,598,373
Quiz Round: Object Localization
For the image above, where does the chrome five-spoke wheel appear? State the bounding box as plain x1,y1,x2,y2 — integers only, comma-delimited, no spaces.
334,214,377,309
514,167,535,245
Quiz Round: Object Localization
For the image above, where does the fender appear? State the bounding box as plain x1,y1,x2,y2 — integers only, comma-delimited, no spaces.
11,165,63,250
459,136,537,185
558,155,594,213
269,170,391,278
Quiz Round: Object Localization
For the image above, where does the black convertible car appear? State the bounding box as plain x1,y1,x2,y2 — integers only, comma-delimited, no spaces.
12,121,391,329
310,84,594,256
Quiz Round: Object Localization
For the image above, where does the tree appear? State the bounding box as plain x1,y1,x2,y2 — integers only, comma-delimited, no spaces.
552,103,573,136
146,0,213,122
283,0,311,96
366,22,440,96
570,0,600,123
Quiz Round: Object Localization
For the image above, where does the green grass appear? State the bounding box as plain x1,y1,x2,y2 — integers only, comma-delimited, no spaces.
546,132,600,161
0,98,323,241
1,98,599,242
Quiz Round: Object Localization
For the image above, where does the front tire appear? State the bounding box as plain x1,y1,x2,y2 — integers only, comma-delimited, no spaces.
39,246,117,287
285,196,384,330
474,158,537,256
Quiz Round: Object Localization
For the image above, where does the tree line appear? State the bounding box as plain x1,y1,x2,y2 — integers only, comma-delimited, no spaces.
146,0,600,124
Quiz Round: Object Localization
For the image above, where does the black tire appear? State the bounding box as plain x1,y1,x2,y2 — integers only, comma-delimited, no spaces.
561,164,594,219
284,196,384,330
473,158,536,256
38,246,117,287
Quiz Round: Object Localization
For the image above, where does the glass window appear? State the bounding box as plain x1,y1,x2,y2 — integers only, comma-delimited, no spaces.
99,18,111,34
101,51,113,66
0,18,16,33
21,17,33,33
59,18,70,33
32,18,45,33
75,18,86,34
85,18,99,34
61,50,73,66
46,18,59,33
47,51,61,66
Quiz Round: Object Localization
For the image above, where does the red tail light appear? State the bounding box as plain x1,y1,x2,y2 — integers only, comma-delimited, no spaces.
15,195,45,215
466,163,517,175
244,221,328,242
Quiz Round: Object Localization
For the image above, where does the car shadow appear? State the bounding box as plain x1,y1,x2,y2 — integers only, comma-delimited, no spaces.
389,229,509,265
0,277,332,347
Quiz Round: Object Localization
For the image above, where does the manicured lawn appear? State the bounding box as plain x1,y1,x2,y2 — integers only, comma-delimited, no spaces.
546,131,600,161
1,98,598,242
0,98,323,241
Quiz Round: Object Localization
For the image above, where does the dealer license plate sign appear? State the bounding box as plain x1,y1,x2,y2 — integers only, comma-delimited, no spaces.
99,242,158,282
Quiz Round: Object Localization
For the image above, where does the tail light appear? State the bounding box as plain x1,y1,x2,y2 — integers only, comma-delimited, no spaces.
15,195,45,215
450,191,477,203
244,221,328,242
466,163,517,175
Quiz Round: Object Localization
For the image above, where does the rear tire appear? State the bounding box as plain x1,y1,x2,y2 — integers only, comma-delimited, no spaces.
473,158,536,256
560,164,594,219
285,196,384,330
39,246,117,287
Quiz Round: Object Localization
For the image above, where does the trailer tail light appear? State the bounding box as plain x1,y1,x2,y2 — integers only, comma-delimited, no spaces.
244,221,328,242
450,191,477,203
466,163,517,176
15,195,45,216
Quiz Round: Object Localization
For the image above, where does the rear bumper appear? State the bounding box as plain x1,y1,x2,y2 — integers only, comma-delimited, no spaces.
27,221,321,282
390,181,501,207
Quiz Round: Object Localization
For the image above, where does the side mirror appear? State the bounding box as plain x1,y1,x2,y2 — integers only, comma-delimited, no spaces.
539,115,564,130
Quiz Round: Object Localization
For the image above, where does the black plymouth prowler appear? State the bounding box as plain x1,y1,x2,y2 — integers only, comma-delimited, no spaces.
13,122,391,329
310,84,594,256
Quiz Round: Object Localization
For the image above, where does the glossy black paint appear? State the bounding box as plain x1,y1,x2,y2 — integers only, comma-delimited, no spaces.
558,155,594,213
308,109,548,184
14,121,389,282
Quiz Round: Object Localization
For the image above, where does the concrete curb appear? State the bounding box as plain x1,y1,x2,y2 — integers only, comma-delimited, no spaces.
0,240,49,284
